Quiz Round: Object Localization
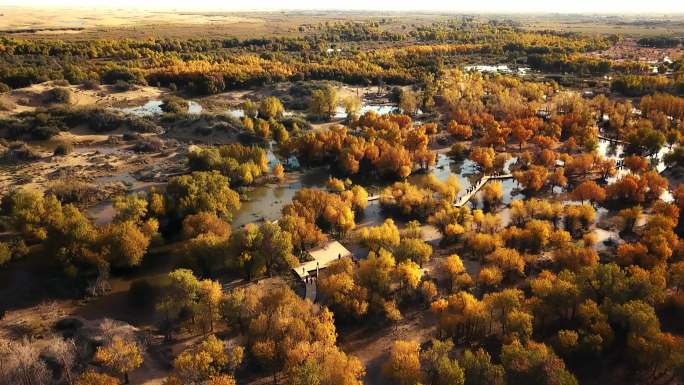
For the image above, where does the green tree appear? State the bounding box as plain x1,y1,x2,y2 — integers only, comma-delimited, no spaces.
421,339,464,385
258,97,285,120
100,219,157,268
501,339,577,385
310,85,339,120
165,171,240,221
460,349,505,385
157,268,201,338
113,194,149,223
394,238,432,267
226,222,297,279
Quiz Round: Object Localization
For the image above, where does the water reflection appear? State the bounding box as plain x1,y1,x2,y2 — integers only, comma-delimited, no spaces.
334,104,401,119
89,138,676,227
596,139,673,201
464,65,531,76
232,167,330,227
116,100,203,116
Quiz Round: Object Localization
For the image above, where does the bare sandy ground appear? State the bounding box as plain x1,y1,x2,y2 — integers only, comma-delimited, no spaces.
0,81,166,117
0,6,263,31
339,310,436,385
199,84,380,112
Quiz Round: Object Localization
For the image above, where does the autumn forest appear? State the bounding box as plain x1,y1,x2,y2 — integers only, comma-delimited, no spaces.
0,8,684,385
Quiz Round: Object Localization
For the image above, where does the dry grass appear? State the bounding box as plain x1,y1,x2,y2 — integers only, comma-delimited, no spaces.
0,97,16,112
3,8,684,42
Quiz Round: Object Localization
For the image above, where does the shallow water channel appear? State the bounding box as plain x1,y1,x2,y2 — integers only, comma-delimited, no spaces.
85,104,674,229
115,100,203,116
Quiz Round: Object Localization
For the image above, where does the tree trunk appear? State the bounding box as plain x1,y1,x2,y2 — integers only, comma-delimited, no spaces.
209,303,214,332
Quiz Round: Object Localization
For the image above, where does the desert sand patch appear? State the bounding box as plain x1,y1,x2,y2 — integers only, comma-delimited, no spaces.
0,6,264,31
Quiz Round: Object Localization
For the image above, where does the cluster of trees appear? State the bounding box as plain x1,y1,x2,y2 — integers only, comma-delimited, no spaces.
637,36,682,48
317,244,431,322
314,187,684,384
178,182,369,278
379,175,460,219
0,189,158,285
164,334,242,385
382,336,577,385
422,259,684,384
0,170,243,286
188,143,270,186
181,218,298,280
236,97,300,142
282,185,368,237
158,275,364,385
290,112,435,179
528,53,649,76
591,93,680,154
0,18,616,95
640,93,684,121
438,71,604,155
604,171,669,205
164,171,241,222
0,319,146,385
611,75,682,97
428,196,598,265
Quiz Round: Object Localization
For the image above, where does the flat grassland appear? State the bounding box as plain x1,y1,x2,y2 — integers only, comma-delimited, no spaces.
4,7,684,41
0,7,438,40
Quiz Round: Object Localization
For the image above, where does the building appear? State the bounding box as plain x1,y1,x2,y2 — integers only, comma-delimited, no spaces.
293,241,352,280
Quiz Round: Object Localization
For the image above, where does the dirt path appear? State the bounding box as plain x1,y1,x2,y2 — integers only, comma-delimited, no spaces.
339,310,436,385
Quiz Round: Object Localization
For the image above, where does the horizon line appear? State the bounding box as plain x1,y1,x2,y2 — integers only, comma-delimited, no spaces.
1,4,683,15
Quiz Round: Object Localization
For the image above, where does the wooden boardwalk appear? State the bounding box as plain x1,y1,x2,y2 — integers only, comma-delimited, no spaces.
367,174,513,208
598,135,630,146
454,174,513,208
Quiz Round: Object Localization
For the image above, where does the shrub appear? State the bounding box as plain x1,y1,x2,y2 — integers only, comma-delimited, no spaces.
123,132,143,141
448,143,469,160
0,141,40,163
81,79,101,90
102,66,144,85
126,117,162,133
47,179,100,204
160,96,188,114
113,80,135,92
45,87,73,104
85,109,124,132
53,141,74,156
133,137,165,152
11,240,28,259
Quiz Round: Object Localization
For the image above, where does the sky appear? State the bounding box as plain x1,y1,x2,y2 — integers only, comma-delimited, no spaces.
2,0,684,13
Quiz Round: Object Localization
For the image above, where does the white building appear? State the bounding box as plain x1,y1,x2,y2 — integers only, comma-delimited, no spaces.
294,241,352,280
